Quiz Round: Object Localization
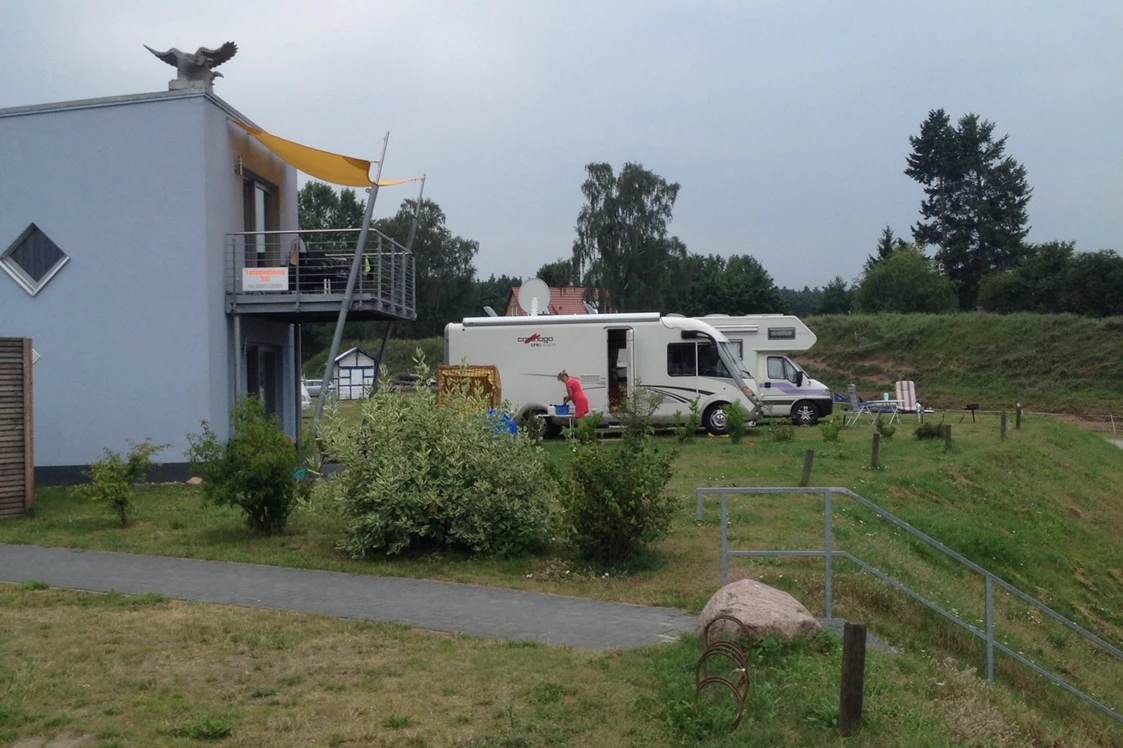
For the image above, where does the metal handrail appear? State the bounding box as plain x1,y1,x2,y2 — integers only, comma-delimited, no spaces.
697,486,1123,724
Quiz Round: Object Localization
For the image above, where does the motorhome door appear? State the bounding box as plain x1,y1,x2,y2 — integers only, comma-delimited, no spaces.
606,328,635,411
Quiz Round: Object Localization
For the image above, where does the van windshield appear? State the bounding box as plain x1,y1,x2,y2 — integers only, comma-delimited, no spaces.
718,341,752,379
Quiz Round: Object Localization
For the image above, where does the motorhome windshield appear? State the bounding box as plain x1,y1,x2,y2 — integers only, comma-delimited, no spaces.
716,340,752,380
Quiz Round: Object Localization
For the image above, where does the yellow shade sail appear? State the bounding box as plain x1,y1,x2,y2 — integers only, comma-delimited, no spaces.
234,120,374,187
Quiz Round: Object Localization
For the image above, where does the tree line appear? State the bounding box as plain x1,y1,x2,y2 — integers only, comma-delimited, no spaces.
298,107,1121,359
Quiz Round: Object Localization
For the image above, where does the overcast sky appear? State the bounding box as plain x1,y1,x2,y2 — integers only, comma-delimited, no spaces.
2,0,1120,288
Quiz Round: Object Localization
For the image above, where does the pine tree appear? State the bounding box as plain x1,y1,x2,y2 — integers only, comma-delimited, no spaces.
905,110,1032,309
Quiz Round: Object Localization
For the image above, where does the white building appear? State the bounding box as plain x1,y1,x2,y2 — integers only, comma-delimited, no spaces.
0,88,415,483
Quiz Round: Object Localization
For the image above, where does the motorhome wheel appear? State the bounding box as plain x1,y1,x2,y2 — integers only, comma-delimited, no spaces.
792,400,820,426
703,403,729,436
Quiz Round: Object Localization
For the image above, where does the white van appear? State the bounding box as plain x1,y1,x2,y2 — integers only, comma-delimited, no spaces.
698,314,833,425
444,313,764,435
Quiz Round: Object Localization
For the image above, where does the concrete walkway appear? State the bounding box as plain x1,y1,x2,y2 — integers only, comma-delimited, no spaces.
0,544,695,650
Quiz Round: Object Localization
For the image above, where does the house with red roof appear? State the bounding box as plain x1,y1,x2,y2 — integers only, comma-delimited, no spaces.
504,286,608,316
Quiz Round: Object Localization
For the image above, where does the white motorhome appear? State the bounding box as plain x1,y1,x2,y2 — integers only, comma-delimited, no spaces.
697,314,833,425
444,313,764,435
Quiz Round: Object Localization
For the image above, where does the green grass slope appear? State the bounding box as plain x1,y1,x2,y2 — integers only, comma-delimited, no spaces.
805,313,1123,415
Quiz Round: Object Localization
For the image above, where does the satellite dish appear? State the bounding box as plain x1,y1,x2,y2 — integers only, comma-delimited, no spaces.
517,278,552,316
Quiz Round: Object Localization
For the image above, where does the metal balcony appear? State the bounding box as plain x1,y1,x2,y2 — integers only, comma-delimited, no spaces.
224,229,416,323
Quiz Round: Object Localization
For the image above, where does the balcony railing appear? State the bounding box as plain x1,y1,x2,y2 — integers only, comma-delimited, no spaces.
224,228,416,320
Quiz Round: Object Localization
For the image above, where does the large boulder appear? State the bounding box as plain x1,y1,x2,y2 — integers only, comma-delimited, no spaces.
698,579,821,641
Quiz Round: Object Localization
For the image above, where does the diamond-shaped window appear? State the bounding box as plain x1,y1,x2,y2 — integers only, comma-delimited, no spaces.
1,223,69,296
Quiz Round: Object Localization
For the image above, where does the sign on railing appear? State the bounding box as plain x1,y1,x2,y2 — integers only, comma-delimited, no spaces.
242,267,288,292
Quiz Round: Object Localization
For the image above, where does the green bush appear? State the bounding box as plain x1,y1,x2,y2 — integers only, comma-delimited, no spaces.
673,398,702,444
172,714,232,740
187,398,307,535
80,439,166,526
916,419,946,440
319,358,556,557
874,414,897,438
721,403,750,444
770,421,795,442
819,415,845,442
556,392,677,563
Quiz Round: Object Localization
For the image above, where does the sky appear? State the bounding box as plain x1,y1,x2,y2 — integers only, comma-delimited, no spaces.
1,0,1120,289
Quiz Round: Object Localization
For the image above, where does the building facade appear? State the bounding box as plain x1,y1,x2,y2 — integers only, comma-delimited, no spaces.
0,89,414,484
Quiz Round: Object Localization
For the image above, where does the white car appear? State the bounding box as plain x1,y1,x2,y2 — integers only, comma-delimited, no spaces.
301,381,312,412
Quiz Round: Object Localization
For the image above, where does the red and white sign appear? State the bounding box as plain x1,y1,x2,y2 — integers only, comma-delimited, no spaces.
243,267,289,292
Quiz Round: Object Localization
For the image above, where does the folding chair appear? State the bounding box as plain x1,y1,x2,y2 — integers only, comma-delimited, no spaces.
895,380,919,421
846,384,889,425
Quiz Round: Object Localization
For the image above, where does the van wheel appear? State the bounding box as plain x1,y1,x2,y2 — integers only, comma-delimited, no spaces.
703,403,730,436
792,400,820,426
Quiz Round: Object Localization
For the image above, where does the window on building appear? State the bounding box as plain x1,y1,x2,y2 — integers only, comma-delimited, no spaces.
0,223,69,296
242,176,278,267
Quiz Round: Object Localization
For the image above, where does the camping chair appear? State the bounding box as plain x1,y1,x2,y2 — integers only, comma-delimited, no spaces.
846,384,887,425
895,380,919,421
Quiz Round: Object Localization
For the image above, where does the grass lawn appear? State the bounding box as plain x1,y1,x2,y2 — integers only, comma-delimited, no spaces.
1,584,1113,747
2,415,1122,739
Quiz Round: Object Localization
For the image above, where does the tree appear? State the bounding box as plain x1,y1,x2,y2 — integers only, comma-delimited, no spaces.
376,198,480,337
819,276,853,315
572,162,686,312
905,110,1032,309
864,225,908,273
978,242,1123,317
475,273,522,315
536,258,578,288
779,286,822,317
854,248,957,314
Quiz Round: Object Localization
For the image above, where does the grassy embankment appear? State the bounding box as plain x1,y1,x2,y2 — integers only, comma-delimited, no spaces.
3,417,1122,743
804,313,1123,415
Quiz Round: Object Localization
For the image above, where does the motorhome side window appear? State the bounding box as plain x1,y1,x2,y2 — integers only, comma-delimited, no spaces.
667,343,696,377
667,342,731,378
766,356,798,382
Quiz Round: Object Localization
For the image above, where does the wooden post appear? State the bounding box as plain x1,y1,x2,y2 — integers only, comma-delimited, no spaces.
839,622,867,737
1015,402,1022,430
944,425,952,453
799,450,815,487
870,432,880,469
1000,412,1007,440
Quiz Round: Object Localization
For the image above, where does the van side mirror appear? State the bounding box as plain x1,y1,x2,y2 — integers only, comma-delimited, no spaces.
796,371,804,386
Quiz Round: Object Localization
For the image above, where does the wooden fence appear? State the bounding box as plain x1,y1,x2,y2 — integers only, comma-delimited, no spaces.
0,338,33,517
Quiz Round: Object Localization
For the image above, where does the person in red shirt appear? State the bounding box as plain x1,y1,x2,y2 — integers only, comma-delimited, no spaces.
557,370,590,419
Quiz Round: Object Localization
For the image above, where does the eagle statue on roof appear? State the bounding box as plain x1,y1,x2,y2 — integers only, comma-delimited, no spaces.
144,42,238,88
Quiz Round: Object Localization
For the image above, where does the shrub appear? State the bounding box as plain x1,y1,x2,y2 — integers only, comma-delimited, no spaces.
916,419,946,440
187,397,307,535
819,415,845,442
874,414,897,438
80,439,166,526
673,398,702,444
319,357,555,557
770,421,795,442
172,714,232,740
556,392,677,563
721,403,750,444
564,409,603,444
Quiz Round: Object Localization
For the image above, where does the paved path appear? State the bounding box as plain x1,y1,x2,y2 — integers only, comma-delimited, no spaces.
0,544,695,650
1109,439,1123,450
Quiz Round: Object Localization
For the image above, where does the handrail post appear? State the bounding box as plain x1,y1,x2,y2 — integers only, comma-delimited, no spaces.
696,488,704,522
376,233,383,300
720,491,729,587
825,489,834,619
986,574,995,683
